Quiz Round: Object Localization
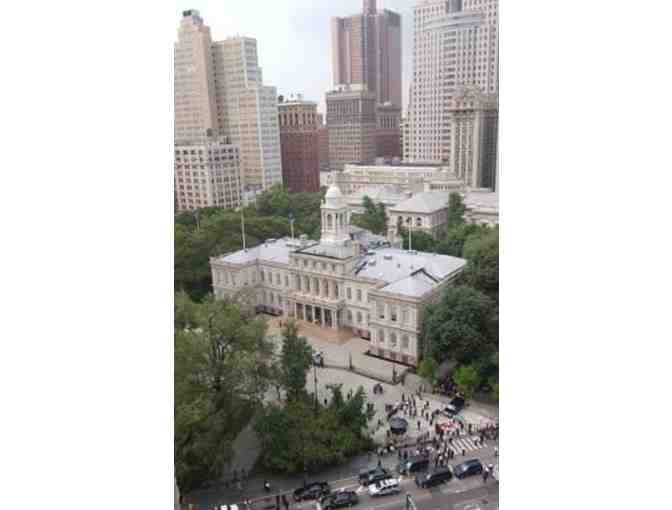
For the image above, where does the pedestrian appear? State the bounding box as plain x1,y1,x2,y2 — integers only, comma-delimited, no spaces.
417,420,421,430
398,449,402,459
264,480,271,493
377,458,382,468
282,494,289,510
494,447,498,458
482,468,489,483
462,449,466,457
236,480,243,492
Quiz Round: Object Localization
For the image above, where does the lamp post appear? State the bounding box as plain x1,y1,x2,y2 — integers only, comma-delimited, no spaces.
313,361,319,414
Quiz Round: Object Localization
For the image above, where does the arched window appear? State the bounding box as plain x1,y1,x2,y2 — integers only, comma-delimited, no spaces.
390,306,398,322
402,335,410,351
327,214,333,228
347,310,353,324
357,311,362,324
406,217,412,225
378,329,386,344
416,217,422,227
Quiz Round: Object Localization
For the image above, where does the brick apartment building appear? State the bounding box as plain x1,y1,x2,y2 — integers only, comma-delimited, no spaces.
278,95,320,193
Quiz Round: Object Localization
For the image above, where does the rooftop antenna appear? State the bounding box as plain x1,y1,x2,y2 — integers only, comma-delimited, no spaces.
289,212,295,239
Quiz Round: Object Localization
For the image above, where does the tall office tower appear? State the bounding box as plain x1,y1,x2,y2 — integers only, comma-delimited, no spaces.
331,0,402,108
463,0,499,96
326,84,377,172
174,136,242,211
212,37,282,193
278,95,320,193
449,87,498,189
404,0,498,185
375,102,402,159
174,10,218,144
317,113,330,173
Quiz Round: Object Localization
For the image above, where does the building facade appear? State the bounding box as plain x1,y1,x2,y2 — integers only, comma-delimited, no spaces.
375,103,402,159
404,0,499,180
326,85,378,172
174,137,242,211
278,95,320,193
174,10,282,212
449,87,498,190
388,192,451,238
331,0,402,108
210,184,466,366
212,37,282,193
317,113,330,173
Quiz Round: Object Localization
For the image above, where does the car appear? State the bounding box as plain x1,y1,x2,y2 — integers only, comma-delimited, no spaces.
367,478,400,497
397,456,429,476
320,490,359,509
443,396,466,417
358,466,380,485
453,459,484,479
293,481,331,501
219,506,239,510
365,467,391,485
415,467,453,488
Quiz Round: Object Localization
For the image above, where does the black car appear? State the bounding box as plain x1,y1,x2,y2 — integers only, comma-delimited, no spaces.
397,456,429,476
453,459,483,479
443,396,466,417
358,466,380,485
415,467,453,488
364,467,391,485
293,481,330,501
321,490,359,509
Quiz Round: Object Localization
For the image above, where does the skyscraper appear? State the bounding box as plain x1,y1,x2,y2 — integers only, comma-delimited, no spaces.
173,10,282,211
212,37,282,192
404,0,498,190
331,0,402,108
326,85,378,172
278,95,320,193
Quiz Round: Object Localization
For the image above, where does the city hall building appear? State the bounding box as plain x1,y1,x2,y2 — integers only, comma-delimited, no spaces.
210,184,466,366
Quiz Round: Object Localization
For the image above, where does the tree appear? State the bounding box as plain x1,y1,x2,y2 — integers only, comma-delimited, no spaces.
463,227,499,300
174,296,274,491
175,290,198,330
417,357,440,387
279,321,312,402
255,384,373,474
447,192,466,230
421,285,497,364
351,195,387,235
436,223,491,258
453,365,481,399
399,226,437,252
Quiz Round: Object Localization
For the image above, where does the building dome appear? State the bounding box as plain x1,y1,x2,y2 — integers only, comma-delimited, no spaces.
325,184,343,200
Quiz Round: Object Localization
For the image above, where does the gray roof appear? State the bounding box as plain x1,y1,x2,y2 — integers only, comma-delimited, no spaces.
464,190,498,211
389,192,449,214
355,248,466,296
297,242,358,260
216,238,298,265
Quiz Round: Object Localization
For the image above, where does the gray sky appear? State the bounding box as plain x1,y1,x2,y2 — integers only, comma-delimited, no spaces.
175,0,416,113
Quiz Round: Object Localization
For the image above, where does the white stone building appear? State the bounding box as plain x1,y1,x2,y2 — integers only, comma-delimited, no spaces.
210,184,466,366
388,192,452,237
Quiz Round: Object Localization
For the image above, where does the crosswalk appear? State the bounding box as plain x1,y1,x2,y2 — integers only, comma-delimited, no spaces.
445,436,486,455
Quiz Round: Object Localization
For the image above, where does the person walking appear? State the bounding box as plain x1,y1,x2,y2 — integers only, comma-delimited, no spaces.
264,480,271,493
482,467,489,484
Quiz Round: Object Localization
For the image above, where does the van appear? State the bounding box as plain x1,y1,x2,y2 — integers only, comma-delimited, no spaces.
397,456,429,476
415,467,453,488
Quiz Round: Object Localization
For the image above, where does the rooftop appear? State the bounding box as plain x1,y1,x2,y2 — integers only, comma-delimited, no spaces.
215,238,304,265
389,192,449,214
355,248,466,296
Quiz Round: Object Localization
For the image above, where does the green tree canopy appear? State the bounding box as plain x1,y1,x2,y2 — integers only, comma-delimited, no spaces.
453,364,481,399
463,227,499,300
279,321,312,402
351,195,388,235
174,296,274,491
447,192,466,230
436,223,491,258
421,285,497,364
255,384,373,474
399,226,437,252
417,357,440,386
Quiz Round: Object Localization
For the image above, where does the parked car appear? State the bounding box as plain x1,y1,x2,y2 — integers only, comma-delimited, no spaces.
293,481,330,501
368,478,400,497
358,466,381,485
442,396,466,417
397,456,429,476
453,459,484,479
320,490,359,509
219,506,239,510
415,467,453,488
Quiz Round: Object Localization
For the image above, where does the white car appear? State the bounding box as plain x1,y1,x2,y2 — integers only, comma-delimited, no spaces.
219,505,239,510
368,478,400,497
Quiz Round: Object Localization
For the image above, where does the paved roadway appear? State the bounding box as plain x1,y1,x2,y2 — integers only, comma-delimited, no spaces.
285,470,498,510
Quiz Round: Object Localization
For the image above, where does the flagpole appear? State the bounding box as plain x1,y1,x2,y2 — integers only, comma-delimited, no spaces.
241,206,247,251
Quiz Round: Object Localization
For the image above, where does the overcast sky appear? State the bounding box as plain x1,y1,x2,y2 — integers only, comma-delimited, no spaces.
175,0,416,113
